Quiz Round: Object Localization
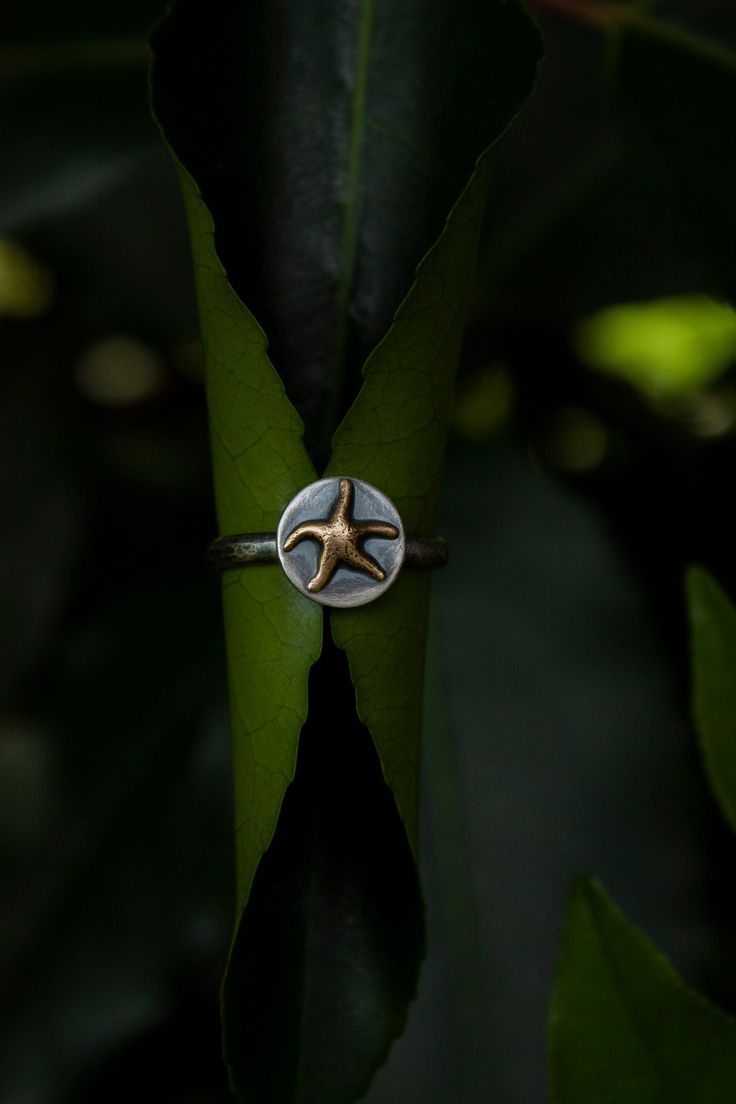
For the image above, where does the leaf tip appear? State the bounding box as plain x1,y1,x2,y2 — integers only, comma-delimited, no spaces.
685,562,714,610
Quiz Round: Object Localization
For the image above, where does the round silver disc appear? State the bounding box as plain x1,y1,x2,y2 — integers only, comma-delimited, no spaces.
276,476,406,608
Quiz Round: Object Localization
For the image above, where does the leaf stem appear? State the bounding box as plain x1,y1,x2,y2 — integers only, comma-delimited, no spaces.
529,0,736,72
530,0,621,30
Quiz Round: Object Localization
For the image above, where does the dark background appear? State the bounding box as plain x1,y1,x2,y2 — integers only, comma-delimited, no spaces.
2,2,736,1101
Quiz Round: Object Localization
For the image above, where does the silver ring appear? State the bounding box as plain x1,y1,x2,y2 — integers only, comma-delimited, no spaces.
208,476,448,608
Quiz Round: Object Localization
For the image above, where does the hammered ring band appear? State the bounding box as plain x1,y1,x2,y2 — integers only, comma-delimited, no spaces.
208,476,448,608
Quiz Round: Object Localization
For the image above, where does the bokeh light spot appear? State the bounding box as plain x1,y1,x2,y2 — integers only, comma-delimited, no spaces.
575,296,736,398
452,363,514,441
74,336,167,407
0,720,56,852
685,389,736,439
538,406,608,473
0,239,54,317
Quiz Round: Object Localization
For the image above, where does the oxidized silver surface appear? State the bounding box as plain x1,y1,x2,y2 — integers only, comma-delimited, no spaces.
276,477,406,608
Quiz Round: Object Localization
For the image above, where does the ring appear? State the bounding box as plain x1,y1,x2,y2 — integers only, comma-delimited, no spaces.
208,476,448,608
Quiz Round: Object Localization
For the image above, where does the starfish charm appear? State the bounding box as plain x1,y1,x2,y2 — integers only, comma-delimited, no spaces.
283,478,400,593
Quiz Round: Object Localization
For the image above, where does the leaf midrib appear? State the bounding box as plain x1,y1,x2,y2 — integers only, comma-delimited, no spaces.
333,0,376,391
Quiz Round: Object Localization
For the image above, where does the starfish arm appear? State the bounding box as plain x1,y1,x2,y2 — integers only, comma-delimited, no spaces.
362,521,399,541
349,547,387,582
307,548,339,592
334,478,354,523
283,521,328,551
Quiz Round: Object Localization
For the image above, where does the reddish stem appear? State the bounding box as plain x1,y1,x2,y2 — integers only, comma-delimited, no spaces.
528,0,628,30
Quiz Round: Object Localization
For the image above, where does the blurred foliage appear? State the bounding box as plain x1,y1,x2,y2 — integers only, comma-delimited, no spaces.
1,0,736,1102
689,569,736,836
151,3,541,1100
0,238,54,316
576,297,736,399
549,878,736,1104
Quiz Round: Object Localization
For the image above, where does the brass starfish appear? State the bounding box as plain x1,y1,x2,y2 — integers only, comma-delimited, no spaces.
283,478,400,593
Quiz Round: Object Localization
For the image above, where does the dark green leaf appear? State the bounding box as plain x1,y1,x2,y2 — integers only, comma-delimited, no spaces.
687,566,736,835
324,14,541,854
151,2,542,1100
614,5,736,303
0,19,153,234
222,636,424,1104
325,158,494,852
151,0,542,464
473,3,736,323
170,166,324,916
549,877,736,1104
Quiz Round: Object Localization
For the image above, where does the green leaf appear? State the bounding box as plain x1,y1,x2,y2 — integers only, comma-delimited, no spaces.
221,635,424,1104
324,8,541,852
549,877,736,1104
151,0,543,465
172,164,323,915
687,566,736,836
325,157,495,853
151,1,542,1100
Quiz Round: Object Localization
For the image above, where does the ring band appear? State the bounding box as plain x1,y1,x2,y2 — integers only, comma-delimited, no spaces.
207,476,447,608
208,533,448,571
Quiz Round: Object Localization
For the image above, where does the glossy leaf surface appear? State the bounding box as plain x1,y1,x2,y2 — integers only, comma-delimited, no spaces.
549,878,736,1104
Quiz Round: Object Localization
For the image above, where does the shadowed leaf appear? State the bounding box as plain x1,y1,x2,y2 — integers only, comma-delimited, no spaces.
688,566,736,835
222,636,424,1104
324,7,542,854
151,1,542,1099
326,155,511,853
615,5,736,303
549,878,736,1104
